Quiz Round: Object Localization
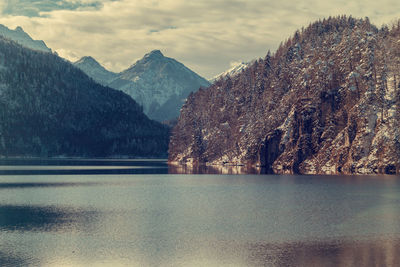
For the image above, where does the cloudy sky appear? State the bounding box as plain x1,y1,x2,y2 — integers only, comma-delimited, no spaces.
0,0,399,78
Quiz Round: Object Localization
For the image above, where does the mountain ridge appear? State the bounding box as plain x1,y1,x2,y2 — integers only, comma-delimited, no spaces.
0,24,51,53
74,56,117,86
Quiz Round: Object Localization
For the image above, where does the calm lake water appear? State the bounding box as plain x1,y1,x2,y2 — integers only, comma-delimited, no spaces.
0,158,400,266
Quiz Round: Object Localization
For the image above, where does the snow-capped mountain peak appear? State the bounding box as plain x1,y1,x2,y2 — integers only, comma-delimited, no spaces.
0,24,51,53
144,49,164,59
73,56,117,86
108,50,210,121
75,49,210,121
126,49,167,71
75,56,103,68
210,61,249,82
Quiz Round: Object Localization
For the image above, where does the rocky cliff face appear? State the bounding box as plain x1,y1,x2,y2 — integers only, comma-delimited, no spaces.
169,16,400,174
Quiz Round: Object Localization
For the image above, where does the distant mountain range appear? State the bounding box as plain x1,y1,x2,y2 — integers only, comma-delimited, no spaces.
0,36,169,157
169,16,400,175
0,23,211,123
74,50,210,122
0,24,51,53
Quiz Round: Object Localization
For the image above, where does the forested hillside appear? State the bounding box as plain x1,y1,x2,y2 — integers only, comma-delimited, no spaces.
169,16,400,174
0,37,169,157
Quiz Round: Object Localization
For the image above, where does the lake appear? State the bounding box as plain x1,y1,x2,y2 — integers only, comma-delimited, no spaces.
0,158,400,266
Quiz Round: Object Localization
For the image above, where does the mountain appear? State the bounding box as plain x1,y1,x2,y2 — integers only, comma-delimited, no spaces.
74,56,117,86
109,50,211,121
0,24,51,53
76,50,210,122
0,36,169,157
169,16,400,175
210,61,250,82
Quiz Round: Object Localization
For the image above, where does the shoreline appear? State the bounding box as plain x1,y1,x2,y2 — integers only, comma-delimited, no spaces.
168,161,400,175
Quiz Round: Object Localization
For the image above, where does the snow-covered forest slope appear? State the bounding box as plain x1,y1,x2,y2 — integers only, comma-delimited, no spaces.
169,16,400,174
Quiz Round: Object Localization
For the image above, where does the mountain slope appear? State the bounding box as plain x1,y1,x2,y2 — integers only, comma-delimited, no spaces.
73,56,117,86
0,36,169,157
169,16,400,174
110,50,210,121
78,50,210,122
0,24,51,53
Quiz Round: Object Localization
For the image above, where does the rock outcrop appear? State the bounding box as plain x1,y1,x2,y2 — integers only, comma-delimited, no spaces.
169,16,400,174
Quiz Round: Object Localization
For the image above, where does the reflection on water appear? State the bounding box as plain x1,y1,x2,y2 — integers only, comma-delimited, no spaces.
168,163,266,175
0,158,166,166
0,158,168,175
0,158,268,175
0,205,99,232
0,182,101,189
0,158,399,266
0,251,30,267
245,238,400,267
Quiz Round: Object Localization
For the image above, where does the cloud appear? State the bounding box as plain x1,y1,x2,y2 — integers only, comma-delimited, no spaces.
0,0,399,78
0,0,103,17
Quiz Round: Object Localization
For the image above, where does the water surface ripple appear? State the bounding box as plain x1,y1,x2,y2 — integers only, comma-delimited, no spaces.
0,159,399,266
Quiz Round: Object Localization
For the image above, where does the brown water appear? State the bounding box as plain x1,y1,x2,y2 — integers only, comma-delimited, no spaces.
0,159,399,266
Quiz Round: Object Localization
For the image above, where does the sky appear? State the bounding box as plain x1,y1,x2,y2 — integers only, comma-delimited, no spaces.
0,0,399,79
